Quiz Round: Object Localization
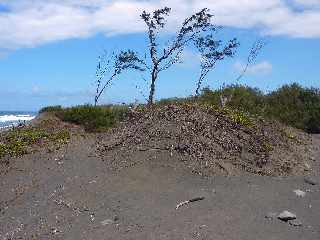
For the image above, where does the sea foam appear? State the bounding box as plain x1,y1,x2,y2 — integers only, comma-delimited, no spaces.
0,114,36,123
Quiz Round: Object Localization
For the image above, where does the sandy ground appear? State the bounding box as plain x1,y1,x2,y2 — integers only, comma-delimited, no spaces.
0,134,319,240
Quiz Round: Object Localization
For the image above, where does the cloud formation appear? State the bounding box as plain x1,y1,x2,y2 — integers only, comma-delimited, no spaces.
0,0,319,50
293,0,320,8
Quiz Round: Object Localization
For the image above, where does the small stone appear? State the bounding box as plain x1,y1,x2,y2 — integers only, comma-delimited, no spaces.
293,189,306,197
277,211,296,221
289,219,302,227
265,212,277,220
304,177,318,185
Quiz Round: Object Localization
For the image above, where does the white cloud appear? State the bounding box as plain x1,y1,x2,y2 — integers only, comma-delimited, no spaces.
0,0,320,50
234,61,273,75
177,49,200,68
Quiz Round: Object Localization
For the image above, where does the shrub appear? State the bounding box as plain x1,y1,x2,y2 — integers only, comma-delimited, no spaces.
39,105,62,113
265,83,320,133
197,83,320,133
56,105,129,132
199,85,266,115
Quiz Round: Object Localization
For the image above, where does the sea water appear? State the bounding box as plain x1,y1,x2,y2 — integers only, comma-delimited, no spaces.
0,111,37,130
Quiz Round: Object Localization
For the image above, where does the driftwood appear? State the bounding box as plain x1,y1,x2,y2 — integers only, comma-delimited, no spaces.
176,197,205,210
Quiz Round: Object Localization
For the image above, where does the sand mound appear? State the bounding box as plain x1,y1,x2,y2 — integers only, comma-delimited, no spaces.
97,104,312,176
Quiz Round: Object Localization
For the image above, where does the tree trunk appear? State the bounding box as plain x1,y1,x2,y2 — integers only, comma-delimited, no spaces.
148,68,158,104
195,79,202,97
195,73,206,97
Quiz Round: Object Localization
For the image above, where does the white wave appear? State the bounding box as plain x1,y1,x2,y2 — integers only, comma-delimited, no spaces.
0,114,35,123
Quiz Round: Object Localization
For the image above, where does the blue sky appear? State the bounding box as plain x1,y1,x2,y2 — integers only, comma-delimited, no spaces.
0,0,319,111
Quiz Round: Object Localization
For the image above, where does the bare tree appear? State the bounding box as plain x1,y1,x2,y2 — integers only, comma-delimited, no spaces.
216,39,266,107
94,50,145,106
140,7,214,104
194,35,239,96
235,38,266,83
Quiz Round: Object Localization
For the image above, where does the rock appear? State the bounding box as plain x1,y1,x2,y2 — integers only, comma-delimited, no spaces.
304,177,318,185
293,189,306,197
277,211,296,221
289,219,302,227
265,212,277,220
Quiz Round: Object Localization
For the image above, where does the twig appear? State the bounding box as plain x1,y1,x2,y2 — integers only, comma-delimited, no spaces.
176,197,205,209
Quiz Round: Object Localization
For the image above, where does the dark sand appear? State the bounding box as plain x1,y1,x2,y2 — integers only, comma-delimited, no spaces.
0,134,319,239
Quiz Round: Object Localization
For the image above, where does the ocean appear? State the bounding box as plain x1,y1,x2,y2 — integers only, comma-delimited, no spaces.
0,111,37,130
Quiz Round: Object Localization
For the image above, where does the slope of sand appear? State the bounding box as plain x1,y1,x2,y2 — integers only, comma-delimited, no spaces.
0,131,319,239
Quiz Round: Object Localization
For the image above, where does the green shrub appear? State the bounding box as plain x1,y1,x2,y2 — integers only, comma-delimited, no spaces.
265,83,320,133
199,85,266,115
56,104,129,132
39,105,62,113
196,83,320,133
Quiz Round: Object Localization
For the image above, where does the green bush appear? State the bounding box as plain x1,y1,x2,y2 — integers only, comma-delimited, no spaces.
56,104,129,132
39,105,62,113
197,83,320,133
265,83,320,133
199,85,266,115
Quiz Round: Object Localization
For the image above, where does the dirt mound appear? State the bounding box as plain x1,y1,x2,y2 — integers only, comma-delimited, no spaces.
96,104,313,176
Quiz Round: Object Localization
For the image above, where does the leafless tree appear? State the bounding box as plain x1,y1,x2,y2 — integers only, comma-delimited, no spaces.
94,50,145,106
140,7,214,104
194,35,239,96
216,39,266,107
235,38,266,83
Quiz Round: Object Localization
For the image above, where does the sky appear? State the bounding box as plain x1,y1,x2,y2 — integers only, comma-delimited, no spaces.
0,0,319,111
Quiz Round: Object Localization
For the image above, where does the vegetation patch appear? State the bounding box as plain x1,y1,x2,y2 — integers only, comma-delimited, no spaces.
219,107,254,128
0,127,70,159
40,83,319,135
157,83,320,134
41,104,129,132
39,105,62,113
